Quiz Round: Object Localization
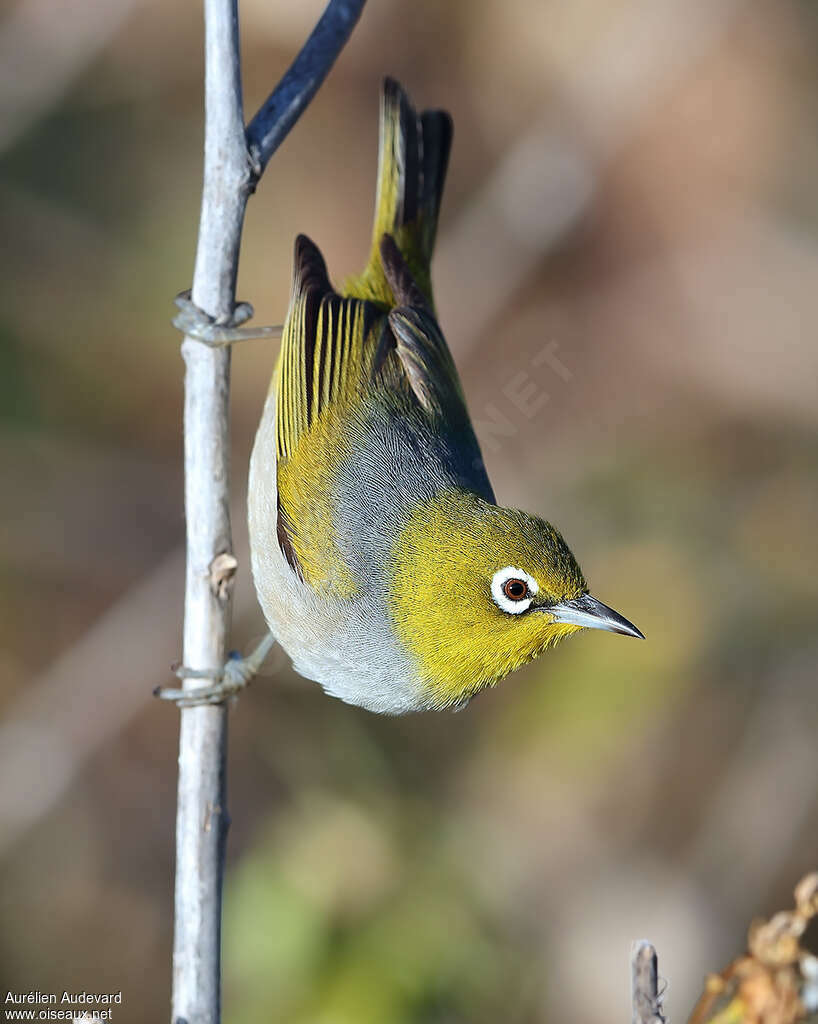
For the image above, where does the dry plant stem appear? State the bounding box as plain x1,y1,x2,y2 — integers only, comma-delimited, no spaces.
632,941,666,1024
173,0,245,1019
173,1,365,1022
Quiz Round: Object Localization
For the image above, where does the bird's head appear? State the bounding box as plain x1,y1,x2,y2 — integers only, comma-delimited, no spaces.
388,489,643,709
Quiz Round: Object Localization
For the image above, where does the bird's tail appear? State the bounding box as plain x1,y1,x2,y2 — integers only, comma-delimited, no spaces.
344,77,452,311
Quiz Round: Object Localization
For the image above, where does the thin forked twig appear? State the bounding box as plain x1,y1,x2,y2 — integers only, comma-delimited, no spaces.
172,3,366,1023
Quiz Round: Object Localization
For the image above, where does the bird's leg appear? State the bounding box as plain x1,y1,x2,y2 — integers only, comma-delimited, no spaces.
173,290,282,347
155,632,277,707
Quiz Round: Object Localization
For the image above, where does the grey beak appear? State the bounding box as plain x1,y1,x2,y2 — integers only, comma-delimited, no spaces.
542,593,645,639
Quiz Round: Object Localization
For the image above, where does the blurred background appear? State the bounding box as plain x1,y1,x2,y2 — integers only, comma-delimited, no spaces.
1,0,818,1020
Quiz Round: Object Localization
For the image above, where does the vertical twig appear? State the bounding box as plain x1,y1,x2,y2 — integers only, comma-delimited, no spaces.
172,2,366,1023
632,940,667,1024
173,0,245,1019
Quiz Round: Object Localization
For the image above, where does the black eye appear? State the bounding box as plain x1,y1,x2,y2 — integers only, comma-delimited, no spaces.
502,578,528,601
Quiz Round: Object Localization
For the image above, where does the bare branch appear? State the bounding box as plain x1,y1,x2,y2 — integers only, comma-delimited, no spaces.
172,1,366,1021
172,0,245,1017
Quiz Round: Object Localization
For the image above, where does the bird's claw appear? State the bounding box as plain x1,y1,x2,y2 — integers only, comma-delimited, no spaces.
154,633,276,707
172,290,282,347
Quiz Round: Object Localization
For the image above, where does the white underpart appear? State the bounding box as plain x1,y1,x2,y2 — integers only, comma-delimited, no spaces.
491,566,539,614
248,390,424,714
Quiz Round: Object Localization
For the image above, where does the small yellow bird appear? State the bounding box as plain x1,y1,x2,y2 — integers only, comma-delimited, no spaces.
248,78,642,714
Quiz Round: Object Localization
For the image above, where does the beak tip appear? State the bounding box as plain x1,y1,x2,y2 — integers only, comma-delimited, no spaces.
607,621,645,640
546,593,645,641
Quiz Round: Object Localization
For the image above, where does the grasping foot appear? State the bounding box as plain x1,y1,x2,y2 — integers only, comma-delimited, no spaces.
155,633,276,706
173,290,282,347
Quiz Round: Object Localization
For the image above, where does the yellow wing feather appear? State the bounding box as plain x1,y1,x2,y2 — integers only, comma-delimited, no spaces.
275,236,379,460
271,79,459,594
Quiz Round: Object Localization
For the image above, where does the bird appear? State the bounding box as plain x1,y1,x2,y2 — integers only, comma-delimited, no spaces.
247,77,643,715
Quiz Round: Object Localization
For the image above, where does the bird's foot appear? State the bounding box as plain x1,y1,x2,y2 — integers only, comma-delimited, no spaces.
172,290,282,348
155,633,276,707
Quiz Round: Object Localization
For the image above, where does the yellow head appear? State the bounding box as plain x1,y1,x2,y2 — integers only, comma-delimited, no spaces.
389,488,642,709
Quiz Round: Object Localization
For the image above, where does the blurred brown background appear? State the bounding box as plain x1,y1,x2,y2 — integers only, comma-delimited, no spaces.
2,0,818,1021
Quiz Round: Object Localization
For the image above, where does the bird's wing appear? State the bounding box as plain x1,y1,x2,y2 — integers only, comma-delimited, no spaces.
376,235,496,502
275,234,380,462
270,77,492,594
273,234,494,594
274,235,383,595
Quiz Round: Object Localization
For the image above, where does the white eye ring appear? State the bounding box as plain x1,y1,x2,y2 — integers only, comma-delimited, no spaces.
491,566,539,615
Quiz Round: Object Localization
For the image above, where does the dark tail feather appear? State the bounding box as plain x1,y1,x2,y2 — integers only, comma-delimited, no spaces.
417,106,452,264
